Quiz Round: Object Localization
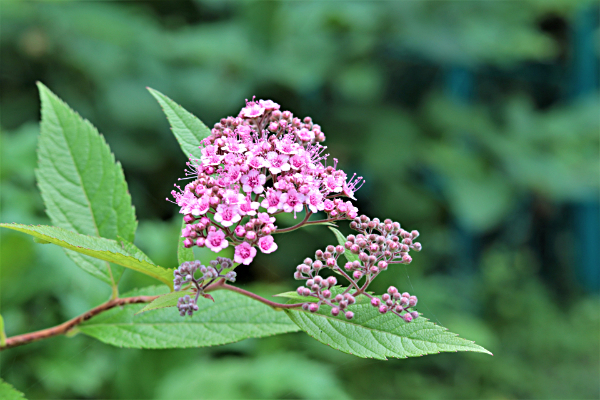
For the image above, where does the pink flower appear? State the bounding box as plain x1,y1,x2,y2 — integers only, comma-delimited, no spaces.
296,128,314,142
324,175,343,193
259,99,280,111
265,151,290,174
222,189,245,206
223,138,246,153
200,145,222,165
279,189,305,213
239,196,260,216
258,212,275,225
306,190,324,213
234,242,257,265
276,137,298,154
206,229,229,252
323,199,335,212
241,170,266,194
214,204,241,227
241,101,265,118
190,195,210,216
258,235,278,254
289,153,307,170
261,189,282,213
245,153,266,169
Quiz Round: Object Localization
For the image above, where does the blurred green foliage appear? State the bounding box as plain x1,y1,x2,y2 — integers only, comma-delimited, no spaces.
1,1,599,399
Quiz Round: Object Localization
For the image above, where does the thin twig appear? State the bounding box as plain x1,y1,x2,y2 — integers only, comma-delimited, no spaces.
0,295,159,351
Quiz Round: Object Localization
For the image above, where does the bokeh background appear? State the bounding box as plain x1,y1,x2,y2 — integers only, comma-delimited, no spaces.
1,1,599,399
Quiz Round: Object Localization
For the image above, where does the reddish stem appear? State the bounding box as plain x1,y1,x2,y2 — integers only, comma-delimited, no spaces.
0,295,159,351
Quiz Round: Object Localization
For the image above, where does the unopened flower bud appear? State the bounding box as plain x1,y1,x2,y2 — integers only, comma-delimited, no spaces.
331,307,340,316
245,231,256,240
334,294,344,303
327,276,337,286
306,279,314,287
315,250,324,260
302,288,311,296
402,313,413,322
308,303,319,313
326,245,335,253
326,258,336,267
408,296,418,307
303,258,312,265
322,290,331,298
345,311,354,320
371,298,381,307
335,245,344,254
184,238,194,248
410,311,419,319
378,261,388,270
352,271,363,280
302,303,310,311
196,237,206,247
382,293,390,301
313,260,323,270
379,305,388,314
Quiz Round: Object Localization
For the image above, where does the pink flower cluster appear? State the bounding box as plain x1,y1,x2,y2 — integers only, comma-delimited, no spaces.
170,98,363,266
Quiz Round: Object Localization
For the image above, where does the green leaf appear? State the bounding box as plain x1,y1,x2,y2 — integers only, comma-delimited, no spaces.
0,224,173,288
285,295,492,360
147,88,211,160
177,219,195,265
135,290,194,314
0,379,26,400
0,315,6,347
79,286,300,349
36,83,137,286
329,227,359,263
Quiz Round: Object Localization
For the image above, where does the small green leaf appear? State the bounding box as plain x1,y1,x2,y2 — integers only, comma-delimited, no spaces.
329,227,359,263
79,286,300,349
0,315,6,347
273,291,319,303
36,83,137,286
136,290,194,315
177,219,195,265
148,88,211,160
285,295,492,360
0,379,26,400
0,224,173,288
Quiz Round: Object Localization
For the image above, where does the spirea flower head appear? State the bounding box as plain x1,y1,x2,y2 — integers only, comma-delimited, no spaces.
169,97,364,263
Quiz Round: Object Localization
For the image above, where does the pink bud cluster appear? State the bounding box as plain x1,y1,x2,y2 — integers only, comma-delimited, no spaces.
345,215,422,273
371,287,420,322
293,214,422,322
170,98,363,266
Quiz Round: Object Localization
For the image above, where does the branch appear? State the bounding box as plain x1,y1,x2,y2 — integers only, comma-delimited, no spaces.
1,277,304,352
0,295,159,351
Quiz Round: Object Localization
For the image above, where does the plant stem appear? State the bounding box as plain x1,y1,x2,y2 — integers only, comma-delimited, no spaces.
1,279,305,352
0,295,159,351
205,279,304,310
